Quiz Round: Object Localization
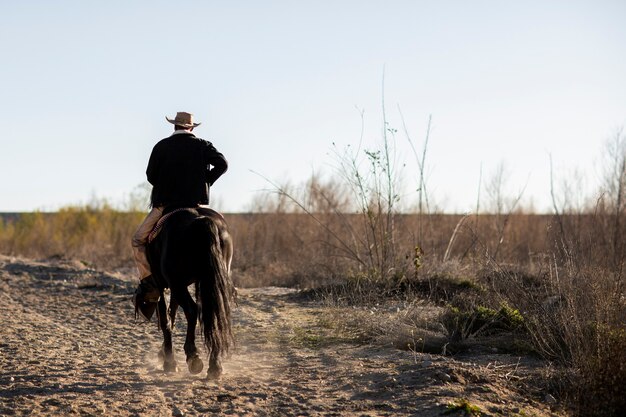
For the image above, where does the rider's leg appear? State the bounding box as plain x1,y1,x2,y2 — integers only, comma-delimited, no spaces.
132,206,163,280
132,207,163,318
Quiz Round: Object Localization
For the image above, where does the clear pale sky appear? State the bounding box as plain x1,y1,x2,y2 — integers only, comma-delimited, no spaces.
1,1,625,213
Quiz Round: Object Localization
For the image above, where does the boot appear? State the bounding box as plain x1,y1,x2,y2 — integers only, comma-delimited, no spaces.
133,275,160,320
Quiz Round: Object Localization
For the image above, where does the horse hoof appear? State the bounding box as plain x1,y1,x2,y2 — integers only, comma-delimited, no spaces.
206,361,222,380
187,356,204,374
206,367,222,380
163,360,178,373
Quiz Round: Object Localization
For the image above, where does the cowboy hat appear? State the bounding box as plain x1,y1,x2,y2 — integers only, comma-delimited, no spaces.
165,111,201,128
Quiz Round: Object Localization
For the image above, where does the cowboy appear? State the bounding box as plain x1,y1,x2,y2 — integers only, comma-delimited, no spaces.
132,111,228,309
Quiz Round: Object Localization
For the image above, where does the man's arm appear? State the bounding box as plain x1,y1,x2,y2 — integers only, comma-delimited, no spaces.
204,142,228,186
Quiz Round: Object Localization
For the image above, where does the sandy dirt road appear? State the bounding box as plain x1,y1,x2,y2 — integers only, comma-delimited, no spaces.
0,256,559,416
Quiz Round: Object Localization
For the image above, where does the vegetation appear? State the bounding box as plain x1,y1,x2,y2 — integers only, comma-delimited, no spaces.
0,123,624,416
0,203,143,269
445,398,482,416
442,302,524,341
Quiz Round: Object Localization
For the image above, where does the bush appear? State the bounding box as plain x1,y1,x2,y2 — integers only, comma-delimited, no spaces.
575,326,626,417
442,302,524,341
0,204,144,269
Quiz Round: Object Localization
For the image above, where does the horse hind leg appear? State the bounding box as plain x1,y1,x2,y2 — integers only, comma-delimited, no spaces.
174,287,203,375
157,297,178,373
207,351,223,380
168,297,179,329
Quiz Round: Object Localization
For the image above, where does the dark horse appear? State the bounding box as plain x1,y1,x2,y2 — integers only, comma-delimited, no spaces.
144,206,235,379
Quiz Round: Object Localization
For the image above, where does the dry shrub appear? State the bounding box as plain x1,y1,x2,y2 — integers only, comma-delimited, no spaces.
0,205,143,269
227,211,352,289
486,262,625,416
577,326,626,416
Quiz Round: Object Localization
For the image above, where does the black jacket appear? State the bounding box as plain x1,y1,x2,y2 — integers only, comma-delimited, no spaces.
146,132,228,208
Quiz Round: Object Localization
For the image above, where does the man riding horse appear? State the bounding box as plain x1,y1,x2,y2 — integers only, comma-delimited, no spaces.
132,111,228,315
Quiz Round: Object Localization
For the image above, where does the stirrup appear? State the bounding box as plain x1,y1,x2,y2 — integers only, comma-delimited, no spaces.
133,276,159,320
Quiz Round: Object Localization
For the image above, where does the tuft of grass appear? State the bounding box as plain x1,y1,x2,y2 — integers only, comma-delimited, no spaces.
444,398,482,416
289,326,323,348
442,302,524,341
288,311,371,349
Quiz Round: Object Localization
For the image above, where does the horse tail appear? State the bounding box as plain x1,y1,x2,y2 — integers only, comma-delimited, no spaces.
194,216,235,359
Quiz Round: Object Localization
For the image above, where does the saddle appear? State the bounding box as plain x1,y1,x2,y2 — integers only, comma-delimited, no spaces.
147,207,225,243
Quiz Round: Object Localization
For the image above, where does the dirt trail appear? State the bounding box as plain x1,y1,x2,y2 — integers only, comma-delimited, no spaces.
0,256,560,416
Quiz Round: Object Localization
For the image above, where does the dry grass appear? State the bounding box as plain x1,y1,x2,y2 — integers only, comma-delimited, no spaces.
0,205,143,269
